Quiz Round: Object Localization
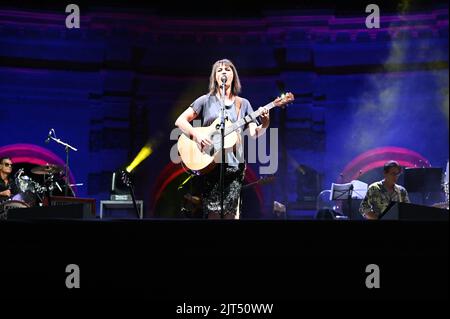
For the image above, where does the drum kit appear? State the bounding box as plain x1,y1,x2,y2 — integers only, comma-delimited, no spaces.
0,163,65,215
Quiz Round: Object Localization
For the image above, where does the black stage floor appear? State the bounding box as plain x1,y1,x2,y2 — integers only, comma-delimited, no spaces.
0,218,448,303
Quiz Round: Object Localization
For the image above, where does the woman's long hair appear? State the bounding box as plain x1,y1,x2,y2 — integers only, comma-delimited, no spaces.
208,59,242,96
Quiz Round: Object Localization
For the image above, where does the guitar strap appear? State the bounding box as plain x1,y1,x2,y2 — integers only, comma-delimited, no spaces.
235,96,242,119
233,97,243,148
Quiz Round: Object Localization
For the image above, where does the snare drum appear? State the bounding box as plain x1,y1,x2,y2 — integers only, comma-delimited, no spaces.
13,175,42,207
11,191,37,207
1,199,30,209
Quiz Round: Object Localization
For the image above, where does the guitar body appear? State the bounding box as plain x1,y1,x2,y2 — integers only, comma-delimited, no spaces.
177,92,294,175
177,117,238,174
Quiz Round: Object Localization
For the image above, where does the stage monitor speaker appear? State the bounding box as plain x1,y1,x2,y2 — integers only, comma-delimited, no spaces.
380,202,448,221
47,196,96,219
6,204,86,220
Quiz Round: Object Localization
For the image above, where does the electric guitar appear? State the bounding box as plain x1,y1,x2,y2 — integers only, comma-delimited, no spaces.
177,93,295,174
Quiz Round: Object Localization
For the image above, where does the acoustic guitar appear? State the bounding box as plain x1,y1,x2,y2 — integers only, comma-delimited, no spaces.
177,93,294,174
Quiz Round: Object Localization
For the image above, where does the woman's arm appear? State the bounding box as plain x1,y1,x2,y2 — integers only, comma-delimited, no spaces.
175,107,198,138
249,106,270,139
175,107,212,147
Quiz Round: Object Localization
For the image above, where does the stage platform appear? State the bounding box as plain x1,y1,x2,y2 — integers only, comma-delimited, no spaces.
0,217,448,301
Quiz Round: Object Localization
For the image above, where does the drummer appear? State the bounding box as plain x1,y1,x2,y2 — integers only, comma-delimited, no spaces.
0,157,19,201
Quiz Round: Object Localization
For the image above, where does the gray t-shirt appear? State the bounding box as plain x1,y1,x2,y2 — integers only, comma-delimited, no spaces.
190,93,258,166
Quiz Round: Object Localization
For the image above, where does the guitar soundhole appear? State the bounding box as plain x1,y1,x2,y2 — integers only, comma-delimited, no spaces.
202,143,216,156
211,133,222,154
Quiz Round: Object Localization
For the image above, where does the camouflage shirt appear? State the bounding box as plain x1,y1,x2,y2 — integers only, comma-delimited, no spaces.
359,180,410,218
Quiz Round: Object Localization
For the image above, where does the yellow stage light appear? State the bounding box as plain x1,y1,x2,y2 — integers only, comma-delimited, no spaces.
126,144,153,173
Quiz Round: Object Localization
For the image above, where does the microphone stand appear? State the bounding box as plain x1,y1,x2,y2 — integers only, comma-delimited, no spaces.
219,78,226,219
121,171,140,219
129,182,140,219
47,135,78,197
347,184,354,220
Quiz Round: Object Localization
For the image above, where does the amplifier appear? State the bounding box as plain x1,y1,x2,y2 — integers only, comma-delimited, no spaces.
47,196,96,218
6,204,86,220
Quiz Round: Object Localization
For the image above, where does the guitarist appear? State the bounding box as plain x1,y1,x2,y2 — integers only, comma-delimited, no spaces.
175,59,270,219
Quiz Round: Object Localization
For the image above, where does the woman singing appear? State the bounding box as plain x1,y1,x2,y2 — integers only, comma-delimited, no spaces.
175,59,270,219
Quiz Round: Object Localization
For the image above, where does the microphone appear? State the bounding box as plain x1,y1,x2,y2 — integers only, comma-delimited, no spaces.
45,129,53,143
221,74,227,84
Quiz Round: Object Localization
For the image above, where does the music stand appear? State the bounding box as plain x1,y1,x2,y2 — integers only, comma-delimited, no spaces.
404,168,443,205
350,180,368,200
330,182,354,218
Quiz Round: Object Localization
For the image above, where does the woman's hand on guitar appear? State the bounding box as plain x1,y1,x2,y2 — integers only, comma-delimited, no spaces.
258,106,270,128
194,132,212,150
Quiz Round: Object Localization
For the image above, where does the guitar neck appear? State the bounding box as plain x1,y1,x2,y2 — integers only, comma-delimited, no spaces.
243,176,275,189
224,101,275,136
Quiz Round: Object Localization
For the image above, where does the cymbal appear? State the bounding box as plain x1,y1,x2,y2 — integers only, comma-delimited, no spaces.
31,164,63,175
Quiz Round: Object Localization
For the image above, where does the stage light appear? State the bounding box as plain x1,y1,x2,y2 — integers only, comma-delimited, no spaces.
126,144,153,173
111,169,130,197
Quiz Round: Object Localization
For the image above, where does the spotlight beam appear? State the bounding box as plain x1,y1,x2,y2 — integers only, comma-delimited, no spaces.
126,144,152,173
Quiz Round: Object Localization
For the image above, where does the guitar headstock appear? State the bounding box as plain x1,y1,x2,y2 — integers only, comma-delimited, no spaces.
273,92,295,108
